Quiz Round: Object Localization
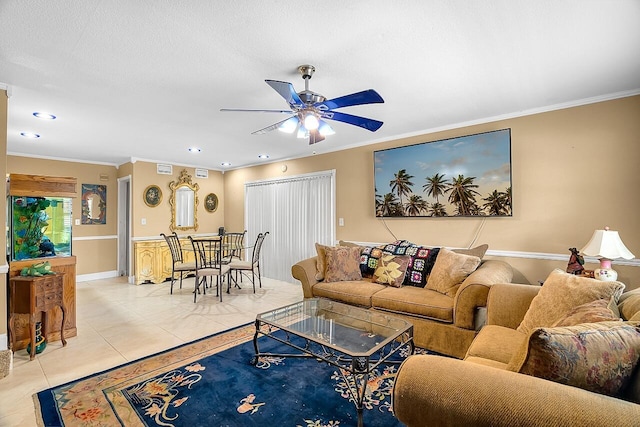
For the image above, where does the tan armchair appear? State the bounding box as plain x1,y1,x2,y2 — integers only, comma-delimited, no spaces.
392,283,640,427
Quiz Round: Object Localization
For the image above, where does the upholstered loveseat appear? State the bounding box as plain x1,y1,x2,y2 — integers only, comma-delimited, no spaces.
393,270,640,426
291,241,513,359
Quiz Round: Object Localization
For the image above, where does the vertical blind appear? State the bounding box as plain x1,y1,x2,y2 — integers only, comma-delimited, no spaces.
244,170,335,283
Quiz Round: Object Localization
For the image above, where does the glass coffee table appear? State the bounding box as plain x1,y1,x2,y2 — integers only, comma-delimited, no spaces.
251,298,414,427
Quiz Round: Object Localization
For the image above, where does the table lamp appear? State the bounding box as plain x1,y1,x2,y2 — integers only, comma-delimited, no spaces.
580,227,635,281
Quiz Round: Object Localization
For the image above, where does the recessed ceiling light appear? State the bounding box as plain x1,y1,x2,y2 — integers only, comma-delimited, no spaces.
20,132,40,138
188,147,201,153
258,154,270,159
33,112,56,120
221,162,231,167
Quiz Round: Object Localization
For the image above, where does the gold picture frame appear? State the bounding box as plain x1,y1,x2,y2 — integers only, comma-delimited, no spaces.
144,185,162,207
204,193,218,213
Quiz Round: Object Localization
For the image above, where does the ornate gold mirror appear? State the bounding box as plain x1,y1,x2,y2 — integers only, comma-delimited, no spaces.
169,169,199,231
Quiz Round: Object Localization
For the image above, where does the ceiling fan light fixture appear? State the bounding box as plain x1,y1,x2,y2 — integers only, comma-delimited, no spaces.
277,117,298,133
303,113,319,131
318,121,335,136
296,127,308,139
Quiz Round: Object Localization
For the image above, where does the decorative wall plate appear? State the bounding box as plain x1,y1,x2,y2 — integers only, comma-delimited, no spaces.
204,193,218,213
144,185,162,207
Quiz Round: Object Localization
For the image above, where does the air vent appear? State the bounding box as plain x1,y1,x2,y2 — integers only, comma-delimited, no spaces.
195,168,208,178
157,164,173,175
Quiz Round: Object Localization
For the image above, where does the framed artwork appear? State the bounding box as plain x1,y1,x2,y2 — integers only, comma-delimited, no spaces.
144,185,162,207
81,184,107,224
374,129,512,217
204,193,218,213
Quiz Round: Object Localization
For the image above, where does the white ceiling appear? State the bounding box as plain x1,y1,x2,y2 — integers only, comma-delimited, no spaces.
1,1,639,171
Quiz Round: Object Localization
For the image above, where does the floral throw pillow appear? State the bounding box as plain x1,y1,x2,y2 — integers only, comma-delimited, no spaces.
373,254,410,287
324,246,363,283
513,321,640,397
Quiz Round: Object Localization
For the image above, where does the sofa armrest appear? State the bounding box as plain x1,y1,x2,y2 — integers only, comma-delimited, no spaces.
291,256,320,298
486,283,541,328
453,260,514,329
393,355,640,427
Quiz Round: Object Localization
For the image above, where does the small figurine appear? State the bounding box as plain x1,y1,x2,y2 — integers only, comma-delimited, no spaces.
567,247,585,275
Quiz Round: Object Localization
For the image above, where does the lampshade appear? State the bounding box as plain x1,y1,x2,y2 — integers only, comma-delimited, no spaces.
580,228,635,260
277,116,298,134
580,227,634,281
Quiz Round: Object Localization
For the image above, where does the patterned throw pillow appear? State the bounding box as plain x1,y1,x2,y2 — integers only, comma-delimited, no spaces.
360,246,386,278
360,240,440,286
517,269,626,335
382,239,414,255
512,321,640,397
324,246,363,283
403,246,440,288
373,254,410,287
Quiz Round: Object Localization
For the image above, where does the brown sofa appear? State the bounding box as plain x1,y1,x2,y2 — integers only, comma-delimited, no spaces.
393,277,640,426
291,252,513,359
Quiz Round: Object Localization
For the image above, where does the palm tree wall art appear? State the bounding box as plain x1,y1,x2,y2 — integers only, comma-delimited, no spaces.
374,129,512,217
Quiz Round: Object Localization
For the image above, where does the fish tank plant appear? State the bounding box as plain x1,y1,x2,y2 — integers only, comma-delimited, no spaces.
10,196,72,261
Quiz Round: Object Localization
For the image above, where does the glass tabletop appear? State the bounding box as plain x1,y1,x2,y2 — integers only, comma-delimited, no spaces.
256,298,413,356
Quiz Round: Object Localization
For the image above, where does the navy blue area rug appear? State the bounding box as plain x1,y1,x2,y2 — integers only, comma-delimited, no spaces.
34,323,414,426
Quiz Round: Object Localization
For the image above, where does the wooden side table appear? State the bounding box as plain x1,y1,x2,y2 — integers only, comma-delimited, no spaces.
8,274,68,360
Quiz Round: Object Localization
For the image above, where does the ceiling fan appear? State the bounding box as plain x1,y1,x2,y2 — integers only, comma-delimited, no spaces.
221,65,384,144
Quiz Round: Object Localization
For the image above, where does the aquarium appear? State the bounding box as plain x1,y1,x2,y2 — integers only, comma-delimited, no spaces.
10,196,73,261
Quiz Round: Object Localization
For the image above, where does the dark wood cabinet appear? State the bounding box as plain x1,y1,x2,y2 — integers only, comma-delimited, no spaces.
9,273,68,360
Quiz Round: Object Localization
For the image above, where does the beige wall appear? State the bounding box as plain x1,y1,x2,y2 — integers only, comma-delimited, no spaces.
2,158,225,279
2,96,638,290
6,156,119,276
224,96,640,288
129,161,225,238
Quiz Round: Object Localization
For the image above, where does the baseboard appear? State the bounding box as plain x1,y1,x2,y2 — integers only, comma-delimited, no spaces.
0,334,7,351
76,270,119,283
0,348,11,380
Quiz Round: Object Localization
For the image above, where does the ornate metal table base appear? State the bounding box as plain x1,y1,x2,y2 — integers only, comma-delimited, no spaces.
251,300,414,427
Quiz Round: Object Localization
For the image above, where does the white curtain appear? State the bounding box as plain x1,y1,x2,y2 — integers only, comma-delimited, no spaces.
245,170,335,283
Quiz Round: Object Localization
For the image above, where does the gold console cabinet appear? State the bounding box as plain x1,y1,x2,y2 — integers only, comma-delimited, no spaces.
134,238,196,284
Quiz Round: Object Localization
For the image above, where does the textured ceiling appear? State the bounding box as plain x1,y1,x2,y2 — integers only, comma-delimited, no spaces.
1,1,639,170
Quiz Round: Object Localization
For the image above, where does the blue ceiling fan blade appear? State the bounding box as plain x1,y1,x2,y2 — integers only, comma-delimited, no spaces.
315,89,384,111
265,80,305,108
320,111,383,132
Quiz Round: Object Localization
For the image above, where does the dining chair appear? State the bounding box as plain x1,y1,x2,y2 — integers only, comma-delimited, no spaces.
229,232,269,292
189,236,231,303
222,230,247,262
160,232,196,294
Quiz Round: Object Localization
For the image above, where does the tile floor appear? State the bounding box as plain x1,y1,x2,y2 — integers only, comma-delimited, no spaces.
0,275,303,426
